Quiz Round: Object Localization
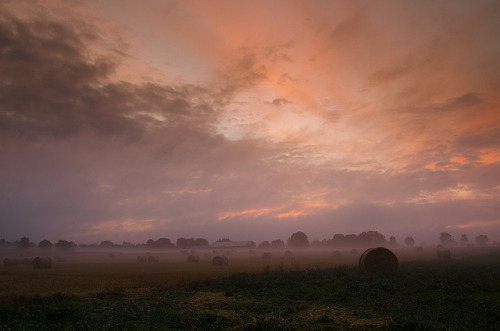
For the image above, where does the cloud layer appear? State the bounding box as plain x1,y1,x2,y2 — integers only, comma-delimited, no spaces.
1,0,500,245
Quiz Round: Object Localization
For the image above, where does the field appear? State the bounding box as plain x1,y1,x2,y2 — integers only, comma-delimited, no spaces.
1,246,499,330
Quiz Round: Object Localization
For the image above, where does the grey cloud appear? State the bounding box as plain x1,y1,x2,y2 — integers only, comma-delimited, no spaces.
455,127,500,149
0,10,217,141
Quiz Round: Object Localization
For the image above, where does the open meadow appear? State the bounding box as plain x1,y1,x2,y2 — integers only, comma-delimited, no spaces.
1,246,499,330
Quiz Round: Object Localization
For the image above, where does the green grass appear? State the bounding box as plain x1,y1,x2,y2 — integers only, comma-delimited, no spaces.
1,250,499,330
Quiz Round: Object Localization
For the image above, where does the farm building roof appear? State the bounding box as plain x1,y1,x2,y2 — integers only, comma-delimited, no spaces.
210,241,255,249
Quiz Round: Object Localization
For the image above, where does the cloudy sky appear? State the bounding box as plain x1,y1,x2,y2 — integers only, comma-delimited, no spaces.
1,0,500,245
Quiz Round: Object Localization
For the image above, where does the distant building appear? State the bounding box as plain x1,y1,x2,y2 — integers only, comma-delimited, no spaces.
210,241,255,249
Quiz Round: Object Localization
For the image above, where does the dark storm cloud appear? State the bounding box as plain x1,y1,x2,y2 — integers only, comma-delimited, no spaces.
0,10,216,141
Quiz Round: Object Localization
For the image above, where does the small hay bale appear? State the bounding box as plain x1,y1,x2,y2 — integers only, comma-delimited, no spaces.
212,255,228,266
146,255,159,262
415,246,424,253
32,257,52,269
262,252,272,259
359,247,398,274
137,256,145,262
3,258,20,266
437,249,451,260
187,255,200,263
332,250,341,258
284,250,293,257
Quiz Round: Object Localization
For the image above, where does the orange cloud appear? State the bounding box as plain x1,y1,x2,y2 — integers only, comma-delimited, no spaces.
217,208,273,220
446,219,500,229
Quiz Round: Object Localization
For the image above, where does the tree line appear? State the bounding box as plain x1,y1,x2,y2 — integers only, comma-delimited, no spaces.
0,231,492,251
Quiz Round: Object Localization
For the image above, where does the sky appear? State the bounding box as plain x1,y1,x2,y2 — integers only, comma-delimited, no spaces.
1,0,500,246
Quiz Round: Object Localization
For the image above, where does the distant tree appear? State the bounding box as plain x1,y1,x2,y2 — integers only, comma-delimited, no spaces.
310,240,323,247
475,235,489,246
155,238,175,249
146,239,155,248
19,236,30,249
439,232,457,246
287,231,310,248
258,241,270,249
270,239,285,248
122,241,134,248
99,240,114,248
38,239,53,250
329,234,345,247
177,238,209,248
404,237,415,248
460,234,469,246
389,236,398,247
55,240,76,251
344,234,358,247
216,238,232,242
358,231,387,247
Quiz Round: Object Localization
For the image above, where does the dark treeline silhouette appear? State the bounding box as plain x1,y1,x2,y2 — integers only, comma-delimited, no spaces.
0,231,495,251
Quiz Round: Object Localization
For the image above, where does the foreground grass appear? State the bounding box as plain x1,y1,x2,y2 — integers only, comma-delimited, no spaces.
1,251,499,330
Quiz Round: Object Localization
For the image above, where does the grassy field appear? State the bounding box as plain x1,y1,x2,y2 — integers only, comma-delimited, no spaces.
1,247,499,330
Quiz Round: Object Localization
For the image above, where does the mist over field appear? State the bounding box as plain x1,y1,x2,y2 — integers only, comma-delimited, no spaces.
1,0,500,247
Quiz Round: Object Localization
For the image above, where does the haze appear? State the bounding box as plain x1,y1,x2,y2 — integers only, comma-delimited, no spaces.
1,0,500,246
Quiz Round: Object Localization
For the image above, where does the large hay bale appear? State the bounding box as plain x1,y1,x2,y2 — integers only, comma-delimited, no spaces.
359,247,398,274
437,249,451,260
187,255,200,263
212,255,228,266
3,258,20,266
32,257,52,269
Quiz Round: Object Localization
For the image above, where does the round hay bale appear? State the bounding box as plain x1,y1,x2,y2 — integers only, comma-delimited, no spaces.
32,257,52,269
3,258,20,266
212,255,228,266
437,249,451,260
332,250,341,258
415,246,424,253
187,255,200,263
147,255,159,262
359,247,398,274
137,256,145,262
284,250,293,257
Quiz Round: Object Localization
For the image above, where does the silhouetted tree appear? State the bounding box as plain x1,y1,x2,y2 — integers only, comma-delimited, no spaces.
460,234,469,246
19,237,30,249
177,238,209,248
475,235,488,246
287,231,310,248
404,237,415,248
389,236,398,247
270,239,285,248
155,238,175,249
439,232,457,246
258,241,270,249
38,239,53,250
55,240,76,251
99,240,114,248
216,238,232,242
146,239,155,248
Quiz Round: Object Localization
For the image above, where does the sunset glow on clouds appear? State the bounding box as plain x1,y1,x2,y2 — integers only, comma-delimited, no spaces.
1,0,500,244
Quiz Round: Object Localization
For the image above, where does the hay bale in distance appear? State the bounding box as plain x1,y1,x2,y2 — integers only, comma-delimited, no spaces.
187,255,200,263
284,250,293,257
32,257,52,269
136,256,145,263
332,250,341,258
437,249,451,260
212,255,228,266
359,247,398,274
3,258,20,266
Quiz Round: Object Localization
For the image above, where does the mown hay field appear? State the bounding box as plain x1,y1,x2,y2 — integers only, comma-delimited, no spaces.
1,247,499,330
